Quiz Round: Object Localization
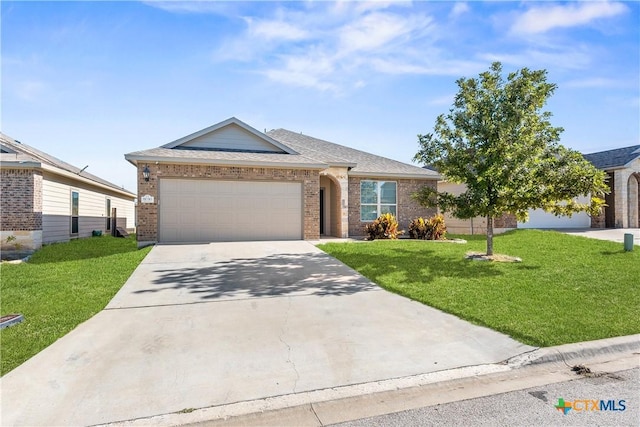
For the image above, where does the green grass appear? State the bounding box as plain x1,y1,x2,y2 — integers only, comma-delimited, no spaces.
318,229,640,347
0,236,151,375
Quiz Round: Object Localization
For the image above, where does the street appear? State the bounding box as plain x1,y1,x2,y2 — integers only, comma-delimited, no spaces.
331,368,639,427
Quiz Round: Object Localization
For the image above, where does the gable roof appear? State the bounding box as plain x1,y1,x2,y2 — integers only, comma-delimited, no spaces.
268,129,439,178
162,117,297,154
583,145,640,170
125,117,440,179
0,133,135,197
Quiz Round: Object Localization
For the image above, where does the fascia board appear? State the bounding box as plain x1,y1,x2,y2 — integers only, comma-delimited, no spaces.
349,171,442,180
124,154,328,170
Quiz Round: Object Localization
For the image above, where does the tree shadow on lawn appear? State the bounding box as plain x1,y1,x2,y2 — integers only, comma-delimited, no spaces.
333,247,505,286
134,251,378,300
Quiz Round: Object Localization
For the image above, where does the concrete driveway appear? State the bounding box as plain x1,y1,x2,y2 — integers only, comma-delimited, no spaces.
1,241,533,426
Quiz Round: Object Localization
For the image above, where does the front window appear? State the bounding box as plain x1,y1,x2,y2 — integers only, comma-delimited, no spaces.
106,198,111,231
71,191,79,235
360,181,397,221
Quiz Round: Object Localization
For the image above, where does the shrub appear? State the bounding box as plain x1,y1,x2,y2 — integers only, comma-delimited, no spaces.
408,217,428,239
364,213,402,240
409,214,447,240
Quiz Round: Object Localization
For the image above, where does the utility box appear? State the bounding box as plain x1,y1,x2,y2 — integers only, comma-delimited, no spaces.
624,233,634,251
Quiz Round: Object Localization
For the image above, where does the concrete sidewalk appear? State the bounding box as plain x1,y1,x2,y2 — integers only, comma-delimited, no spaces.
558,228,640,245
0,241,533,426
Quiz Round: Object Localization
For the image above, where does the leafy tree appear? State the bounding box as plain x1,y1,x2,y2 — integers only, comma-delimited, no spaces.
413,62,608,256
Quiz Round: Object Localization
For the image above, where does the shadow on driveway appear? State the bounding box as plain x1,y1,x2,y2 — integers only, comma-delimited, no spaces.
134,252,377,300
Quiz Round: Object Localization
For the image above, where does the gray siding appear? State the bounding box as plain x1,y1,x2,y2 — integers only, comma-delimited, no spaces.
42,172,135,243
180,123,284,153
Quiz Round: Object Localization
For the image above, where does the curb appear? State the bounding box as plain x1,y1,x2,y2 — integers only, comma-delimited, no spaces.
102,334,640,427
505,334,640,367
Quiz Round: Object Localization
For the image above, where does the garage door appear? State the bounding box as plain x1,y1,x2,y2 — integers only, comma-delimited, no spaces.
159,179,302,243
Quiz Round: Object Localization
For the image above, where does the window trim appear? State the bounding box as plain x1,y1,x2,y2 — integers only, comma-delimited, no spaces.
71,190,79,235
360,180,397,221
106,198,112,231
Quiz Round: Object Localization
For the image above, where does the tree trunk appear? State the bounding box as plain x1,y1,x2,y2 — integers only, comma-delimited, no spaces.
486,216,494,256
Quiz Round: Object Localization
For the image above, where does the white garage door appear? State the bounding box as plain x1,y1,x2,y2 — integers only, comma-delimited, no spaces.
159,179,302,243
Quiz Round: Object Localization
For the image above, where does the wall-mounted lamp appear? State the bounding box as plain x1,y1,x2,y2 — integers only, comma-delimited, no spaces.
142,165,151,182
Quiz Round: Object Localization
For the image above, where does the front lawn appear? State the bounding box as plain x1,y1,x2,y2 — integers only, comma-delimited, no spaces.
318,229,640,347
0,236,151,375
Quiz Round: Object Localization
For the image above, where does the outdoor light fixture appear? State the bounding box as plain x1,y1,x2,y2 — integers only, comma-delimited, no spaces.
142,165,150,182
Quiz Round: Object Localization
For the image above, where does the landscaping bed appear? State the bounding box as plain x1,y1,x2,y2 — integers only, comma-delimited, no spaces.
0,235,151,375
318,229,640,347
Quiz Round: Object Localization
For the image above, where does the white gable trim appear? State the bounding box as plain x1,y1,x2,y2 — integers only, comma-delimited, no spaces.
162,117,298,154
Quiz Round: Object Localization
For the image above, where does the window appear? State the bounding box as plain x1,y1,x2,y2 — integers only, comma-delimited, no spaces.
360,181,397,221
106,198,111,231
71,191,79,235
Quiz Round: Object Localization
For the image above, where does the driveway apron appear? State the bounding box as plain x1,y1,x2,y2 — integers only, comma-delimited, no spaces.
0,241,534,426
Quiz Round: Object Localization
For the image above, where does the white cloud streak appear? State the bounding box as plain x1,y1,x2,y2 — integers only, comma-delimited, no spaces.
450,2,469,17
511,1,628,35
211,3,478,92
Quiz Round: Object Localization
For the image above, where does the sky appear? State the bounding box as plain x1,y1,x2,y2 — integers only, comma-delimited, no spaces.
2,1,639,193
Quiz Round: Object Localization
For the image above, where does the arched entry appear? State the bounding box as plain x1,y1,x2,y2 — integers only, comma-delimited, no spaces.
319,174,342,237
629,173,640,228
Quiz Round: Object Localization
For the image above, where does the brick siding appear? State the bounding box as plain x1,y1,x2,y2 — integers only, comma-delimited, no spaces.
0,169,43,231
348,176,437,236
494,213,517,229
591,209,605,228
136,163,320,242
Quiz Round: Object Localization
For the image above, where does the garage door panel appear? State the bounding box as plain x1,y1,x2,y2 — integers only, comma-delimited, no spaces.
159,179,302,243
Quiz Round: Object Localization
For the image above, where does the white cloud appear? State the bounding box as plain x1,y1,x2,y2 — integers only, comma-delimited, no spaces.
353,0,413,14
450,2,469,17
213,4,445,92
480,47,592,70
246,18,309,41
142,1,240,15
263,51,338,92
511,1,628,35
371,57,481,76
338,12,427,53
564,77,638,90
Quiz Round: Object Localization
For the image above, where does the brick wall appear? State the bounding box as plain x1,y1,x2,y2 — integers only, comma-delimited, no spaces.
0,168,43,231
348,177,437,236
494,213,517,229
136,163,320,243
591,209,605,228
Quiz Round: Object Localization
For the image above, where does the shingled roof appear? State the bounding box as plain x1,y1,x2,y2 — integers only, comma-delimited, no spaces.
268,128,439,178
583,145,640,170
125,117,439,179
0,133,134,196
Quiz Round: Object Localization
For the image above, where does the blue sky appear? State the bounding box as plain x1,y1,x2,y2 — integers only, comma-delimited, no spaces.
2,1,639,192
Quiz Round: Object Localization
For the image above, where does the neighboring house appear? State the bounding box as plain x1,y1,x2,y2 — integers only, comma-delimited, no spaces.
435,181,516,234
584,145,640,229
124,117,439,245
425,144,640,233
420,166,516,234
1,133,136,256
